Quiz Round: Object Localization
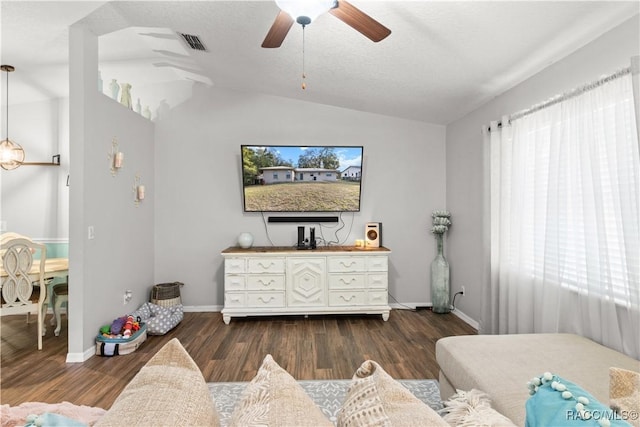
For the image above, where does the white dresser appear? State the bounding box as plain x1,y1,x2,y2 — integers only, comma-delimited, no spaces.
221,246,391,324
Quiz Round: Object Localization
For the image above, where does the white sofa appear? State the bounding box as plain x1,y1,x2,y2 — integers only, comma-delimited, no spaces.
436,333,640,426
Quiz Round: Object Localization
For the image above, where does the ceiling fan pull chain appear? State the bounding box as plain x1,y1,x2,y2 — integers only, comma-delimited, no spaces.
301,24,307,90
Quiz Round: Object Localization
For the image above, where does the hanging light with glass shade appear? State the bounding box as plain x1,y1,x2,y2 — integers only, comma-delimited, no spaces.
0,65,25,170
0,64,61,170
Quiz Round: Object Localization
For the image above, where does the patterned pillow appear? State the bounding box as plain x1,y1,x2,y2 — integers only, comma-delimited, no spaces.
131,302,183,335
96,338,220,427
229,354,332,427
337,360,449,426
610,367,640,427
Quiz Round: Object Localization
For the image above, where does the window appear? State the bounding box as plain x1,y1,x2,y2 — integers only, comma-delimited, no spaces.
492,71,639,308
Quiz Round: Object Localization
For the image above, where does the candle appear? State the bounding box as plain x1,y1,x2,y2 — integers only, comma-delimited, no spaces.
137,185,145,200
114,152,124,168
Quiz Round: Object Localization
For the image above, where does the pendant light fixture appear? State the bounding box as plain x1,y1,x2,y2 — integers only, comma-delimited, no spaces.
0,65,25,170
0,64,60,171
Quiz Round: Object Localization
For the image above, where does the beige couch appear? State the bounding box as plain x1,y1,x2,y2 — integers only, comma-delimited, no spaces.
436,333,640,426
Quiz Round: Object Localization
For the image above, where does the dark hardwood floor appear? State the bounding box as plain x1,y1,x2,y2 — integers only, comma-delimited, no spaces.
1,309,476,409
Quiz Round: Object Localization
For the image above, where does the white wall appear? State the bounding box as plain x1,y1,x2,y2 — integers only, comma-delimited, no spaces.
0,98,69,240
153,85,447,308
446,15,640,331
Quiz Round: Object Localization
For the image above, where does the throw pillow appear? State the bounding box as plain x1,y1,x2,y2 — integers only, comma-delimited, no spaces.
131,302,184,335
610,367,640,427
95,338,220,427
336,360,448,427
229,354,332,427
526,371,631,427
441,389,516,426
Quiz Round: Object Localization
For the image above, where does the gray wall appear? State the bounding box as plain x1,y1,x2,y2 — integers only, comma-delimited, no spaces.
445,15,640,332
0,98,69,240
153,86,447,308
69,24,155,357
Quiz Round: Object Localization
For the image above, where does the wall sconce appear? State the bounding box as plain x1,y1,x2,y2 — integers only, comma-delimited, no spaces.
133,173,145,206
108,137,123,176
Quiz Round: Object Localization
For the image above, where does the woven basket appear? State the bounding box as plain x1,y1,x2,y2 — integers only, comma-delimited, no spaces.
150,282,183,307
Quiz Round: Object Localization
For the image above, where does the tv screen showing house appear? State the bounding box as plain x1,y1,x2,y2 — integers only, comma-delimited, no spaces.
241,145,364,212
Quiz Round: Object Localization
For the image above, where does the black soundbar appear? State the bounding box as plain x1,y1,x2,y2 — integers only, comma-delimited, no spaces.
268,216,339,223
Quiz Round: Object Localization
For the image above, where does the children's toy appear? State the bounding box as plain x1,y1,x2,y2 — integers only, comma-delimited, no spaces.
122,315,135,338
96,322,146,357
110,316,126,335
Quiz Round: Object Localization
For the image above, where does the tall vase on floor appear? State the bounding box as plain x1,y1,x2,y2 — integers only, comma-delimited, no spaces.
430,211,452,314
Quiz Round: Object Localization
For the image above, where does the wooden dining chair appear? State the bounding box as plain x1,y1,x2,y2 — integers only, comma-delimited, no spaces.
0,236,47,350
50,281,68,336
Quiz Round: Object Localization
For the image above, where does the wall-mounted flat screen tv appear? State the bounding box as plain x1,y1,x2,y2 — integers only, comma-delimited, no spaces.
241,145,363,212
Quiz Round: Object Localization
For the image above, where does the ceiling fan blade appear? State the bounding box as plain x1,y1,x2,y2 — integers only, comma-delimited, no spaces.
329,0,391,42
262,10,295,48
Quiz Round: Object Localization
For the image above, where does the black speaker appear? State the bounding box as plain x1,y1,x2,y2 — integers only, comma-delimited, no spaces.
310,227,316,249
297,226,306,248
365,222,381,248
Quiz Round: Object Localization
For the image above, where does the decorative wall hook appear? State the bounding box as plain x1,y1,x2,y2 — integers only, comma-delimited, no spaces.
108,138,123,176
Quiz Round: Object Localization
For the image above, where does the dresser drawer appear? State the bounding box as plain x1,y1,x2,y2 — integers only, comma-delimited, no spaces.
247,292,285,307
247,275,285,291
329,291,365,306
328,274,365,290
367,273,388,289
225,258,246,274
225,275,246,291
328,257,366,273
248,258,286,273
367,256,388,272
368,290,388,305
225,292,246,308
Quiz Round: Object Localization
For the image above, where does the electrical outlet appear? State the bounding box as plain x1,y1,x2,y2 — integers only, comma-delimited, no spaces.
123,290,133,305
461,286,466,296
88,225,95,240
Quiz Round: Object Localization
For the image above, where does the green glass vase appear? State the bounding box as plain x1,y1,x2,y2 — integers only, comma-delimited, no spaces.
430,233,450,313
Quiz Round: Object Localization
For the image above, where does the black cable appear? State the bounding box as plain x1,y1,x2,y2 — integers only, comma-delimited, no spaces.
451,291,463,311
387,292,417,311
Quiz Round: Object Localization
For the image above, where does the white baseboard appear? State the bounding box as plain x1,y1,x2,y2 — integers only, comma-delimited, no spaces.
183,305,222,312
390,302,479,331
66,346,95,363
451,308,479,330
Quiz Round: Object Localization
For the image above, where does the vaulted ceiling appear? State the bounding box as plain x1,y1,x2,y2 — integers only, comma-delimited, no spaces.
1,1,638,124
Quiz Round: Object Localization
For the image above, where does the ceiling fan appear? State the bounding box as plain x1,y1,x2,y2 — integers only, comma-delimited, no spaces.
262,0,391,48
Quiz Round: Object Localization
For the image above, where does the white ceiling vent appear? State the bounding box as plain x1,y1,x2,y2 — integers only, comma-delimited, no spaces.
179,33,207,51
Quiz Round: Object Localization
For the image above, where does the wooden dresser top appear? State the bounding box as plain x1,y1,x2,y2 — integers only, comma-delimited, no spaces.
222,246,391,254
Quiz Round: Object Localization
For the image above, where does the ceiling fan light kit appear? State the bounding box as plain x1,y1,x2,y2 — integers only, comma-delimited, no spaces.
263,0,391,90
275,0,337,24
262,0,391,48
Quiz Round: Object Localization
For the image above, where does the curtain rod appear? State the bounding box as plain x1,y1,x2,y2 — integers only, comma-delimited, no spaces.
488,65,632,131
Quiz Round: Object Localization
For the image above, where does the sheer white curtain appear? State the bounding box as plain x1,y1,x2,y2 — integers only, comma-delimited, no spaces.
483,66,640,359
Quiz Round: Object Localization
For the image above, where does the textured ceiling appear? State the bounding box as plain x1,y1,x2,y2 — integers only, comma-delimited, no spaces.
1,1,638,125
